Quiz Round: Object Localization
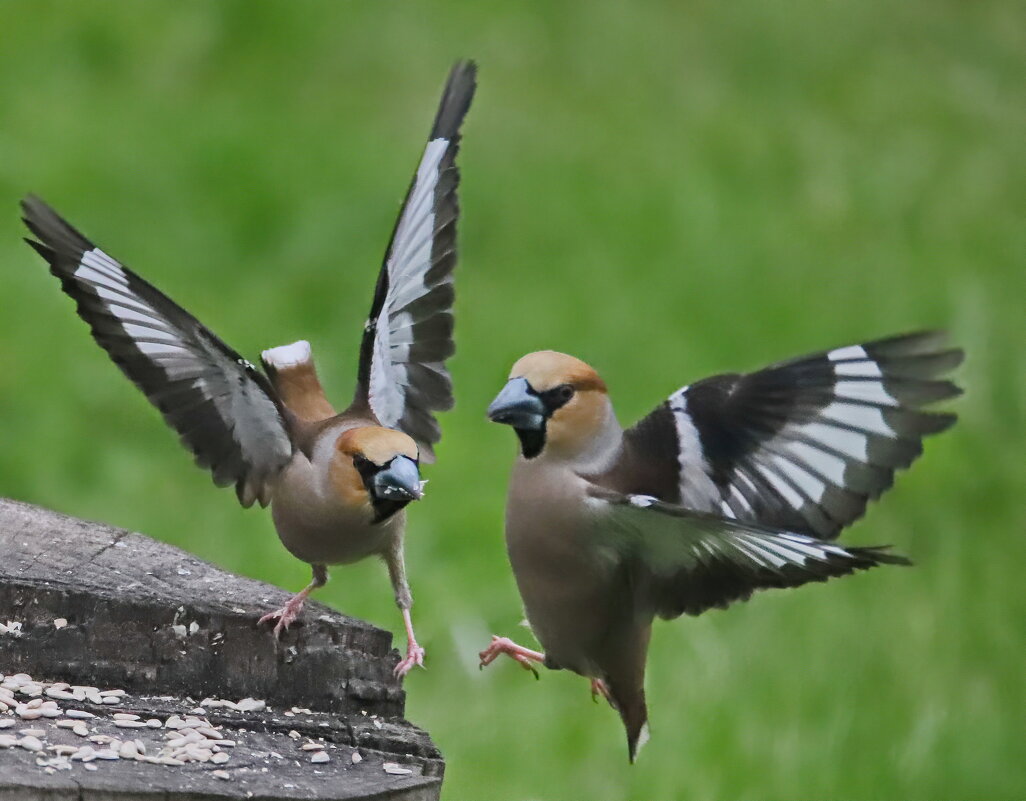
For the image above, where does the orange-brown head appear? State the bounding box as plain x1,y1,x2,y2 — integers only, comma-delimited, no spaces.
487,351,612,460
334,427,423,522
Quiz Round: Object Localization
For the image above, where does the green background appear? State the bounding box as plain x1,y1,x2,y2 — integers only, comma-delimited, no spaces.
1,2,1022,799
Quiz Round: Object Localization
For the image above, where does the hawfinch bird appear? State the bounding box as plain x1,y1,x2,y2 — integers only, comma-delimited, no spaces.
22,59,476,678
481,333,961,760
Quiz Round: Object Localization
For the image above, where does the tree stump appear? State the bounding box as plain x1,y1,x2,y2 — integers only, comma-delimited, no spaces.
0,497,443,800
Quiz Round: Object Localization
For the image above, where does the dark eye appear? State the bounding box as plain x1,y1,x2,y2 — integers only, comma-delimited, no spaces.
556,384,575,402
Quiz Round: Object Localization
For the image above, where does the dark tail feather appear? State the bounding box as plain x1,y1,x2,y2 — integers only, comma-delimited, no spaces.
609,684,649,764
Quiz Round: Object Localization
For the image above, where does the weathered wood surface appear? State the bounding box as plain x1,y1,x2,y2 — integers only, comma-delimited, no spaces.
0,497,443,800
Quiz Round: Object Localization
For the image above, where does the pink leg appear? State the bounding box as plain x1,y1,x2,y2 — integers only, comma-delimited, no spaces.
591,677,614,706
393,608,426,679
258,565,326,639
478,635,545,678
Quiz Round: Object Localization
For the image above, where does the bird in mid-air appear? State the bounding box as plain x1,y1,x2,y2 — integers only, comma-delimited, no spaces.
22,59,477,678
481,332,961,758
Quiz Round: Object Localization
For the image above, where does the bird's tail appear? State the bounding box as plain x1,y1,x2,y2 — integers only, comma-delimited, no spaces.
261,340,336,422
608,682,650,764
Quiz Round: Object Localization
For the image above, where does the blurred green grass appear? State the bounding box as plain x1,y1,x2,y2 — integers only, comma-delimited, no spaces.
0,1,1023,798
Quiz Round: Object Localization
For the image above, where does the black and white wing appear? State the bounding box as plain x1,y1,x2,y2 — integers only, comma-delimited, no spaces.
616,332,962,539
23,196,293,508
354,60,477,461
588,487,909,620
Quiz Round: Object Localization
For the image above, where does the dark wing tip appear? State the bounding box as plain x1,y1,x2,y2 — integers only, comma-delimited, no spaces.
853,544,913,567
23,236,53,262
20,195,94,257
430,59,477,140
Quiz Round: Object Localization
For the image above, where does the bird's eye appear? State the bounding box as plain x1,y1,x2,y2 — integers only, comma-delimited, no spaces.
539,383,576,412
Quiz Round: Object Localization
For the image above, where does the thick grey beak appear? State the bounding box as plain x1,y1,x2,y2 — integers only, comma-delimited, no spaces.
372,455,423,502
487,377,547,430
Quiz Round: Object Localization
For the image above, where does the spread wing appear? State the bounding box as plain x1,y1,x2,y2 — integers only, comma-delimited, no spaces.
588,487,909,620
355,60,477,461
23,196,293,508
613,332,962,539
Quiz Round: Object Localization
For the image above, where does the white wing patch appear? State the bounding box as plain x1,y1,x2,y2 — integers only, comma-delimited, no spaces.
664,335,960,540
668,388,721,512
369,139,449,430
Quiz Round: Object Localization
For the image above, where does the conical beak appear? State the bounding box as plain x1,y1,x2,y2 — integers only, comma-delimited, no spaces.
487,377,546,430
372,455,424,501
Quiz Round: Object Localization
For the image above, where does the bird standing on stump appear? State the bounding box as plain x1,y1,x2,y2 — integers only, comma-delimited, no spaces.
481,334,961,759
22,59,477,678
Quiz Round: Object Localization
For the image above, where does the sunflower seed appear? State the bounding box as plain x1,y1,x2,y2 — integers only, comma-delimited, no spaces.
211,751,230,764
212,770,231,780
19,736,44,752
236,698,265,712
310,751,329,764
72,746,96,762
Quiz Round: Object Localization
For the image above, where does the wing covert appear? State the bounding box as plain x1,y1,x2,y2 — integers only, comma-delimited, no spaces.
22,196,293,508
355,60,477,461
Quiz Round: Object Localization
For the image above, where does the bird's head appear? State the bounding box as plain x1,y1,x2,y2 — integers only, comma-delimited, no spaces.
487,351,611,460
336,427,424,522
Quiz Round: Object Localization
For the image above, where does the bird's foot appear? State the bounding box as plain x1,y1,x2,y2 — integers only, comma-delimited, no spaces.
478,635,544,678
257,595,307,639
394,641,426,679
590,678,614,707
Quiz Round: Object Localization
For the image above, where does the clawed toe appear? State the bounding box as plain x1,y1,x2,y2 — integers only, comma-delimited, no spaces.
590,678,613,706
478,635,543,678
257,599,305,639
394,644,426,679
